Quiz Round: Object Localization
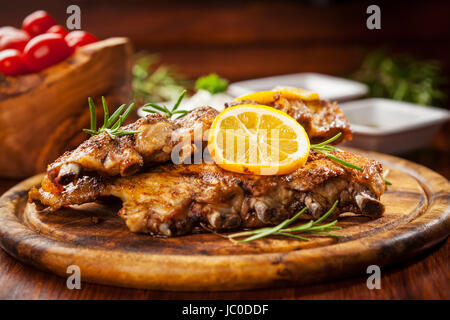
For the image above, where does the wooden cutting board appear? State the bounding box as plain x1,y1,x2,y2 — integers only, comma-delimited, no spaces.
0,149,448,291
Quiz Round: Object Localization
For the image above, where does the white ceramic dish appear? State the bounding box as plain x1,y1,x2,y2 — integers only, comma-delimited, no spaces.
227,73,368,101
340,98,450,154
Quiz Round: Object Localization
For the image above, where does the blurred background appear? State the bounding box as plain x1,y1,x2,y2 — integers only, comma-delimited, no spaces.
1,0,448,83
0,0,449,177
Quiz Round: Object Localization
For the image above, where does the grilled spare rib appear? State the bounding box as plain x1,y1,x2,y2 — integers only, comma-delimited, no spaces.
46,94,352,188
29,151,385,236
227,95,352,144
47,106,218,187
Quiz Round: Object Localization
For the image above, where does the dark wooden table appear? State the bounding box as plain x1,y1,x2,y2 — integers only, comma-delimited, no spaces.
0,131,449,299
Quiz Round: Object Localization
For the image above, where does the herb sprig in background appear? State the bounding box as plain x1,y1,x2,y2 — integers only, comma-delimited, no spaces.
352,50,447,107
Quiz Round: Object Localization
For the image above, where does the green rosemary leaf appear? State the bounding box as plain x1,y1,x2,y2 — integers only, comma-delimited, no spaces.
142,90,189,119
123,103,135,122
110,117,123,131
88,97,97,132
313,145,339,152
228,201,341,243
82,129,98,135
285,203,338,233
228,227,273,239
143,103,168,113
102,128,116,140
172,89,186,111
310,133,361,171
112,103,135,130
161,105,172,115
384,179,392,186
312,200,339,225
307,223,340,232
276,232,310,241
309,220,339,230
83,98,138,139
132,53,190,105
173,109,189,119
237,207,307,243
283,220,314,233
107,104,127,128
101,97,109,129
325,153,363,171
114,130,142,136
311,132,342,148
321,226,342,231
141,108,157,114
228,231,254,239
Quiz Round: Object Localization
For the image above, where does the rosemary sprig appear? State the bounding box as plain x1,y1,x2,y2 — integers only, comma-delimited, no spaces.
310,133,363,171
142,89,188,119
352,50,447,107
132,53,192,105
82,97,140,139
310,133,392,186
229,200,343,243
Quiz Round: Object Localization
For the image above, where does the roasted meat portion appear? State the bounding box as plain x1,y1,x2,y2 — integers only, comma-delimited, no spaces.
227,95,352,144
29,151,385,236
45,94,352,188
47,106,218,187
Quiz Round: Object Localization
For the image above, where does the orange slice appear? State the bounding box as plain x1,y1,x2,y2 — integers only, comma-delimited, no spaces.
208,104,310,175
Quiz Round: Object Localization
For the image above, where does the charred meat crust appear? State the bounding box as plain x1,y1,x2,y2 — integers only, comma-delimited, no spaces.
46,96,351,188
29,151,385,237
47,107,219,187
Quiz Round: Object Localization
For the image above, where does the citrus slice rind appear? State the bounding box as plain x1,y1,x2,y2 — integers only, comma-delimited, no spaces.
234,87,319,104
208,104,310,175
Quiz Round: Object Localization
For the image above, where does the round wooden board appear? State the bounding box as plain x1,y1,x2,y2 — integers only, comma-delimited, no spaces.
0,149,449,291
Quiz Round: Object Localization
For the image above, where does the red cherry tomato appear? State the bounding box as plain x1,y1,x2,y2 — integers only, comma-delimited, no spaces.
22,33,73,72
0,26,20,39
22,10,56,37
0,27,30,51
46,25,68,37
0,49,29,76
65,31,98,50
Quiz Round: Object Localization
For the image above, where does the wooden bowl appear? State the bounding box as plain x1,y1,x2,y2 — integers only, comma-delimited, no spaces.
0,37,133,178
